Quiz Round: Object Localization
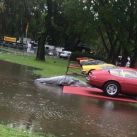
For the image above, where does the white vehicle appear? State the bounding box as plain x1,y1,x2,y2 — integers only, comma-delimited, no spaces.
48,51,54,56
59,51,72,58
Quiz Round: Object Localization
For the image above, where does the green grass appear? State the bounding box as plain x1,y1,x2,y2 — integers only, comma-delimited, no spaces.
0,52,69,77
0,51,83,78
0,124,55,137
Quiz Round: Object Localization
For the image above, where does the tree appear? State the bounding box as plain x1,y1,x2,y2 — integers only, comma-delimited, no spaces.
1,0,137,66
90,0,137,66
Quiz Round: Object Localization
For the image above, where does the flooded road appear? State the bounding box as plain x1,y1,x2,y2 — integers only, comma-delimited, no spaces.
0,61,137,137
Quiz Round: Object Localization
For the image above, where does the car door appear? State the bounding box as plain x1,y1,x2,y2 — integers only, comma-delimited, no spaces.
122,70,137,94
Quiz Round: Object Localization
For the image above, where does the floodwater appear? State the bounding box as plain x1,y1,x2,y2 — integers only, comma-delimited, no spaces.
0,61,137,137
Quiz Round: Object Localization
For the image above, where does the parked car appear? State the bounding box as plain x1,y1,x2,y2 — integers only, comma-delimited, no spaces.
87,68,137,97
59,51,72,58
76,57,89,63
82,60,116,75
79,58,94,66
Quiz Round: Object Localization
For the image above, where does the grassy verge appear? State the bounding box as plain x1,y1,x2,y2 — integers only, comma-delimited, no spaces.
0,52,69,77
0,124,55,137
0,51,82,77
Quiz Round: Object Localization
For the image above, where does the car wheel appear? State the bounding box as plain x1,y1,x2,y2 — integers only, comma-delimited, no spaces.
103,81,120,97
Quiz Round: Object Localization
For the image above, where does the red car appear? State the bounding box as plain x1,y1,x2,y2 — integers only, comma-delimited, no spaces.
87,68,137,97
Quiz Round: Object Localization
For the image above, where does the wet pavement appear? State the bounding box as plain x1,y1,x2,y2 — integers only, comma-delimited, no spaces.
0,60,137,137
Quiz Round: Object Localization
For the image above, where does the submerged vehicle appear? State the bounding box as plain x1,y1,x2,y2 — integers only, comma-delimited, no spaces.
35,75,89,87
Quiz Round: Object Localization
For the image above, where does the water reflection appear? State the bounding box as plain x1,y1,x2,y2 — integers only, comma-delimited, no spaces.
0,60,137,137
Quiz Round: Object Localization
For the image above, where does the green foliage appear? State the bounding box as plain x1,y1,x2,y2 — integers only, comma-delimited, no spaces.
91,0,137,65
0,0,47,38
0,1,5,13
0,124,56,137
62,0,97,47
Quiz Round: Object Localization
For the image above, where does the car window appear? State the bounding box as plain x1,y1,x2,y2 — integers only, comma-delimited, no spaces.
95,60,105,64
123,70,137,79
81,60,95,65
101,65,116,69
62,51,71,54
82,60,104,65
109,69,123,77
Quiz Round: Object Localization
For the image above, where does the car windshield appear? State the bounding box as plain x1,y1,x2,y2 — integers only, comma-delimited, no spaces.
123,70,137,79
82,60,105,65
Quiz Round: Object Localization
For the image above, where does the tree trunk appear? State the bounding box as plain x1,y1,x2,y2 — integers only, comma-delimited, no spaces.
36,32,47,61
36,0,53,61
97,26,109,54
